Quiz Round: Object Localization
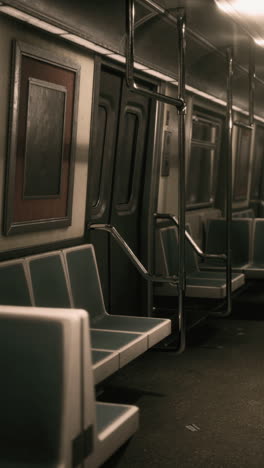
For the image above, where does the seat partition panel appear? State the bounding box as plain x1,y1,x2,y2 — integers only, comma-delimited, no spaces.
0,316,63,464
160,225,198,276
0,261,31,306
28,253,71,308
205,219,251,267
63,246,106,323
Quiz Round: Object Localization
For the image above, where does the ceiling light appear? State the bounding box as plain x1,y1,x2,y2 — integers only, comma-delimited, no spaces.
215,0,234,14
0,5,66,33
107,54,126,63
254,38,264,46
215,0,264,16
231,0,264,16
61,34,110,54
28,18,66,35
144,68,176,81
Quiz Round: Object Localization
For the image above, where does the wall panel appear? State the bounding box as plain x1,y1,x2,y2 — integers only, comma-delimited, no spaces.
0,14,94,252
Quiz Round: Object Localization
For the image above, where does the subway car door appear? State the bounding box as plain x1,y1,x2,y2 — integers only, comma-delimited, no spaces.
87,62,156,315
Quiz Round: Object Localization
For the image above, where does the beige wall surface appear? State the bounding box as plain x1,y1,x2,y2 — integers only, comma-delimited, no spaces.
0,14,94,253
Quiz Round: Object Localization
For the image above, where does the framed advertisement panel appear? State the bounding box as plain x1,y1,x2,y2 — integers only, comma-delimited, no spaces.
4,41,80,235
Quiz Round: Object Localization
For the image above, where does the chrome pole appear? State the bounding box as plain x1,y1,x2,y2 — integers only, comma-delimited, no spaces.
126,0,185,111
225,47,233,316
126,0,187,351
176,8,186,352
249,37,255,127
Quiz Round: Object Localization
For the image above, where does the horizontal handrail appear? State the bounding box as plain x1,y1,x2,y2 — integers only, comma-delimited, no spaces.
137,0,178,25
233,121,253,130
89,223,178,284
154,213,226,262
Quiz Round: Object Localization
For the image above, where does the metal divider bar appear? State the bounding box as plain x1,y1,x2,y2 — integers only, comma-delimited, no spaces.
89,223,178,285
225,47,234,317
154,213,226,262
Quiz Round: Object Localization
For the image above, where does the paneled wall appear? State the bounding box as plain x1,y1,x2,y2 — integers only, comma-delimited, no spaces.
0,14,94,252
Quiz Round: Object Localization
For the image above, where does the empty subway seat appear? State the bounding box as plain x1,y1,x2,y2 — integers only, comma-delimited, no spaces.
203,218,252,271
26,251,120,383
0,306,139,468
62,245,171,349
245,219,264,278
76,306,139,468
232,209,254,218
25,250,147,380
26,251,144,381
0,259,32,306
158,225,244,299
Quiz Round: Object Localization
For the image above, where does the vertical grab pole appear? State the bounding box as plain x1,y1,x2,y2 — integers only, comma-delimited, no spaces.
176,9,186,352
226,47,233,316
126,0,187,350
249,38,255,127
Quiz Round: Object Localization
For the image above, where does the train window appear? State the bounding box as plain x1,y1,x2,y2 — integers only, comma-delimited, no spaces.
91,105,107,207
117,112,139,205
192,119,218,143
187,113,221,209
233,126,252,202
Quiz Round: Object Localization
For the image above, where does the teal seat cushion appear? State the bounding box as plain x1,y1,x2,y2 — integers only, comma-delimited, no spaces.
29,255,71,308
0,317,63,463
0,263,31,306
65,247,106,322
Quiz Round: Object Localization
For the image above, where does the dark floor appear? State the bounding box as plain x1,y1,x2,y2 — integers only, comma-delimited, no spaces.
100,282,264,468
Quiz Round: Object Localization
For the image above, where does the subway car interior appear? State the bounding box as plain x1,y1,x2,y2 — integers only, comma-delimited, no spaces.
1,0,264,466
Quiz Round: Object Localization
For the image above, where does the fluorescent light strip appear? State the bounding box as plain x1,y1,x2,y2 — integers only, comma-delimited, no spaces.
61,33,110,55
254,38,264,47
231,0,264,16
143,68,176,81
170,81,264,123
107,53,126,63
215,0,234,14
215,0,264,16
1,4,264,123
0,5,66,34
102,53,149,71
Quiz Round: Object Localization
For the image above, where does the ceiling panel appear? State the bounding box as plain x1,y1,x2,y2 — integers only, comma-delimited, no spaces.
3,0,264,116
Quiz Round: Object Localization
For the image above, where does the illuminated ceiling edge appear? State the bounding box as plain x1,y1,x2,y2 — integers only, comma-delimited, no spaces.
0,4,264,123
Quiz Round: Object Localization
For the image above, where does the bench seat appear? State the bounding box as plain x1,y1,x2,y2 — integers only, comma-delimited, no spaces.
157,225,245,299
90,329,148,368
244,219,264,279
62,245,171,348
0,257,122,385
91,314,171,348
21,247,170,382
94,402,139,467
244,265,264,279
202,218,252,272
92,349,119,385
